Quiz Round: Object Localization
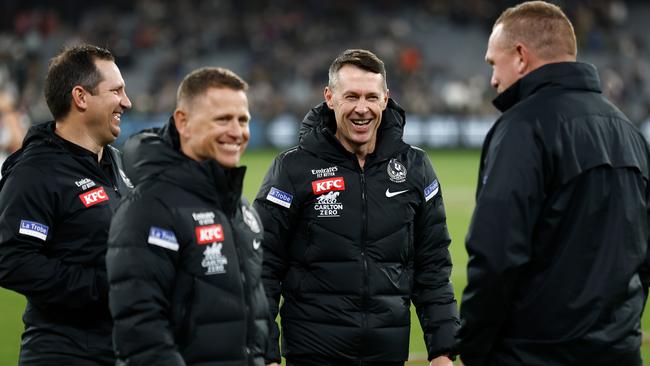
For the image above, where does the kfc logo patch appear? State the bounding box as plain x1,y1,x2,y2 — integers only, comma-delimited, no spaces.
196,224,224,245
312,177,345,195
79,187,109,207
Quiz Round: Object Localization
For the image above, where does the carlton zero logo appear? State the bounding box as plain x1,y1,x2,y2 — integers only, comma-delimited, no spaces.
79,187,109,207
195,224,224,245
311,176,345,195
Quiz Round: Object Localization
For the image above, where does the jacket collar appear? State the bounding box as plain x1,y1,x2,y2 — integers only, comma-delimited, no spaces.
1,121,121,187
493,62,602,112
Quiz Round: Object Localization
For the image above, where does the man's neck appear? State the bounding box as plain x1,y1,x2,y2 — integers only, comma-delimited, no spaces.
336,132,375,170
55,119,103,161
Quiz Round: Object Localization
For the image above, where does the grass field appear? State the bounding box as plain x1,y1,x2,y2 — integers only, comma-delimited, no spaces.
0,149,648,364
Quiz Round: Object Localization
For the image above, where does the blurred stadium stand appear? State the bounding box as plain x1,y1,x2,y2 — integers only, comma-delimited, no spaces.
1,0,649,148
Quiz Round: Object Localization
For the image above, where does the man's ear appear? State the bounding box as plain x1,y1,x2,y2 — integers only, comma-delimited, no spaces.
382,89,390,110
515,43,531,75
71,86,88,111
174,108,188,137
324,87,334,109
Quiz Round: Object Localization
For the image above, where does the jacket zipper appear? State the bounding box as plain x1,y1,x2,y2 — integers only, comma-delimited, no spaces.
229,215,252,361
95,152,120,195
359,171,368,364
177,276,196,347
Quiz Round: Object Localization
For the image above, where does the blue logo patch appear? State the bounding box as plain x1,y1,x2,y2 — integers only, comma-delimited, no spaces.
147,227,179,251
19,220,49,241
266,187,293,209
424,179,440,202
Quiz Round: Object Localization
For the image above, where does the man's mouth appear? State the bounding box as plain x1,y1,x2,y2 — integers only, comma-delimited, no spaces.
113,112,122,122
351,119,371,126
219,142,241,152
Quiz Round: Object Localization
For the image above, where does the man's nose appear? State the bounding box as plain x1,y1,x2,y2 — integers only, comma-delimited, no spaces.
227,120,243,138
354,99,369,113
121,92,133,109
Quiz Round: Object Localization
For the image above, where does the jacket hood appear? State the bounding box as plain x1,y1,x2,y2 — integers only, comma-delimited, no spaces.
122,116,245,211
493,62,601,112
298,98,409,166
121,116,186,185
1,121,61,179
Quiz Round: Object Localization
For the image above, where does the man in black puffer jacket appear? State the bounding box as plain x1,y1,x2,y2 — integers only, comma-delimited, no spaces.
254,49,459,366
107,67,269,366
0,44,132,366
456,2,650,365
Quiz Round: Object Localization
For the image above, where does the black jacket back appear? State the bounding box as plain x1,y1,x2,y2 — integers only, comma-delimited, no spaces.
107,119,269,366
458,62,650,365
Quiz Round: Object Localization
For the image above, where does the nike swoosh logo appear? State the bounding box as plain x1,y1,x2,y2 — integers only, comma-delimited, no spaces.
253,239,261,250
385,188,408,198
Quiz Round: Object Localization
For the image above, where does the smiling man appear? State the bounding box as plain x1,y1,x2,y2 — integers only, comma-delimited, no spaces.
0,44,133,365
254,49,459,366
106,67,270,366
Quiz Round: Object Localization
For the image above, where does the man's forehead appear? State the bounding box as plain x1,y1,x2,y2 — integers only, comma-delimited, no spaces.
335,66,385,91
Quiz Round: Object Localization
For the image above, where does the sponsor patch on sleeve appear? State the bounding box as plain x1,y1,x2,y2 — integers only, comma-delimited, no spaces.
147,227,179,251
424,179,440,202
266,187,293,209
18,220,49,241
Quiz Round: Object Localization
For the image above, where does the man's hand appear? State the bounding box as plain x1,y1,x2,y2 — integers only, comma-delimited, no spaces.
430,355,453,366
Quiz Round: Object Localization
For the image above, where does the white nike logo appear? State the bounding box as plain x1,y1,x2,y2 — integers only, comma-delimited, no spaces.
385,188,408,198
253,239,261,250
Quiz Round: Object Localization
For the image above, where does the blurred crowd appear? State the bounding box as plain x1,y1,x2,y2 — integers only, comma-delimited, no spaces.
1,0,649,148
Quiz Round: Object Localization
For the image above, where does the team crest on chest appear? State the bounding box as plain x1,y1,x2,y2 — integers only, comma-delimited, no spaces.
201,243,228,275
119,169,134,188
241,205,261,233
387,159,407,183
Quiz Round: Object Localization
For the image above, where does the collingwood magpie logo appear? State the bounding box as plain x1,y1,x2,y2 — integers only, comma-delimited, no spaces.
241,205,261,233
387,159,407,183
119,169,134,188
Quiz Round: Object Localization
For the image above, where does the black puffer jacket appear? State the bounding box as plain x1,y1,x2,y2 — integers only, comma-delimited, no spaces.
0,121,131,365
457,62,650,366
107,118,269,366
254,99,459,364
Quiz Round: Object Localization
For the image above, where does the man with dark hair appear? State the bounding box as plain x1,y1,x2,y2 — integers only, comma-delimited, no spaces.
0,43,132,365
456,1,650,365
254,49,458,366
107,66,270,366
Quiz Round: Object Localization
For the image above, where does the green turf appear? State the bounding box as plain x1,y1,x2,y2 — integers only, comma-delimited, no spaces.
0,148,648,364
